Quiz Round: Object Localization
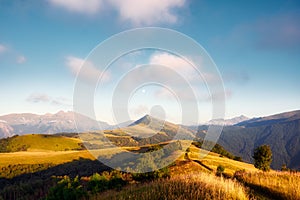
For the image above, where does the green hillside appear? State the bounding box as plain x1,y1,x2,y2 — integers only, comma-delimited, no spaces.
0,134,84,152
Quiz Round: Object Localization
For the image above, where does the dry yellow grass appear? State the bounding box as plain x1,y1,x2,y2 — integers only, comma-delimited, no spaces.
92,172,249,200
188,144,258,176
239,171,300,200
0,147,139,166
0,150,95,165
169,160,212,175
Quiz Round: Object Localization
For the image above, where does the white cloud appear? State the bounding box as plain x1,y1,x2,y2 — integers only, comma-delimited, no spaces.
150,52,222,84
27,93,72,106
109,0,185,25
115,52,203,96
17,55,26,64
154,86,202,102
0,44,27,64
27,93,51,103
0,44,7,54
130,104,149,118
65,56,84,75
51,97,72,106
65,56,110,82
48,0,102,15
154,88,173,98
149,52,199,82
48,0,186,25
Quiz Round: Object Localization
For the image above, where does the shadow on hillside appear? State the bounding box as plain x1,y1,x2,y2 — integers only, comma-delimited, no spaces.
0,158,111,185
0,158,111,200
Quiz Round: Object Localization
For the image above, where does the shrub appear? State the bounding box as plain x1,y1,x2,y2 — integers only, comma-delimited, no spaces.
234,156,243,162
87,170,128,193
87,173,109,193
132,167,170,182
253,145,272,171
46,176,87,200
216,165,225,176
281,164,289,172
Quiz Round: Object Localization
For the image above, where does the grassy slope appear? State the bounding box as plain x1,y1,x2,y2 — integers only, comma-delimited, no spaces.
188,144,258,176
90,144,300,200
169,142,258,176
0,150,94,165
3,134,83,152
0,134,257,174
90,143,255,200
96,173,249,200
1,134,299,200
237,171,300,200
0,134,94,179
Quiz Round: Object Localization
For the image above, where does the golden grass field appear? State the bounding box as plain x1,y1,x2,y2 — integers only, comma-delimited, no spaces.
1,134,299,200
93,172,249,200
0,140,257,177
0,150,94,165
238,171,300,200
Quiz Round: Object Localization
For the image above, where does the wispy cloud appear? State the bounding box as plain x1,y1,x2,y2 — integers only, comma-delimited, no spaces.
48,0,187,26
149,52,217,84
149,52,201,83
223,71,250,85
154,85,231,102
108,0,186,26
0,43,27,64
114,52,222,102
255,13,300,50
130,104,149,118
27,93,51,103
16,55,26,64
65,56,85,75
217,12,300,51
154,87,198,101
26,93,71,106
65,56,110,83
48,0,102,15
0,44,7,54
51,97,71,106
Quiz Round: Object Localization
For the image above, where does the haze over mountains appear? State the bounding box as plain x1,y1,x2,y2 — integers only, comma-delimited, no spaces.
0,110,299,170
0,111,110,138
207,115,249,126
0,111,250,139
212,110,300,170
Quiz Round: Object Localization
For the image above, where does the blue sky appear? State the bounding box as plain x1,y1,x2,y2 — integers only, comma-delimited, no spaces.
0,0,300,124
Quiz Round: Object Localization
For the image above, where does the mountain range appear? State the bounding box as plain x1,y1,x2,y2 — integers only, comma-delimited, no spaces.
204,110,300,170
0,111,110,138
0,110,299,170
0,111,246,139
206,115,249,126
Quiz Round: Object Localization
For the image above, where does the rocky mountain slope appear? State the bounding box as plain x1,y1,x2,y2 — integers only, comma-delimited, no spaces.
0,111,110,138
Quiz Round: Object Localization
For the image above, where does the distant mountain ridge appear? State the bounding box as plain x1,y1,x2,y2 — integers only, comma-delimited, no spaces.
200,110,300,170
236,110,300,127
118,115,195,143
0,111,110,138
207,115,249,126
79,114,196,150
